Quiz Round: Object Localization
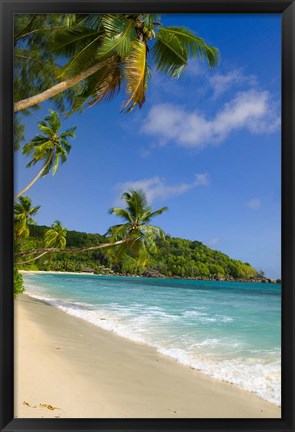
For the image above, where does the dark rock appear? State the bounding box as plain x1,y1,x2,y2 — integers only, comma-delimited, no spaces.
81,266,95,273
142,269,166,278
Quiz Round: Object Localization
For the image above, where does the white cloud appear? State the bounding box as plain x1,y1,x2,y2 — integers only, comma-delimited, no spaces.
141,90,280,149
114,173,209,205
185,59,207,77
209,69,257,98
245,198,261,209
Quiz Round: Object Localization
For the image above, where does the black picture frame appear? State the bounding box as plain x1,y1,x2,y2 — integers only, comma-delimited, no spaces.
0,0,294,431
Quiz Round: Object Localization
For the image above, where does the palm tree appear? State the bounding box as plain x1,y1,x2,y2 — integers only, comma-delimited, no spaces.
14,14,219,112
108,189,168,266
14,196,40,239
44,220,67,249
15,110,76,200
16,220,68,266
14,14,78,114
15,189,168,266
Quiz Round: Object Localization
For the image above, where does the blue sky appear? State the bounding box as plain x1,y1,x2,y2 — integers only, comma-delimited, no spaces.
15,14,281,278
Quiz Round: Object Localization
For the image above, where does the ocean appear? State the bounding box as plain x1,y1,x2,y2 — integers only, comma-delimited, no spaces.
22,273,281,406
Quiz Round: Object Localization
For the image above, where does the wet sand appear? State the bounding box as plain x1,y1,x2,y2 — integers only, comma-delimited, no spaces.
14,294,281,418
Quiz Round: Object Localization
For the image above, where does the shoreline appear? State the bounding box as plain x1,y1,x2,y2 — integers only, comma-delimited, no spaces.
20,270,96,276
15,293,281,418
19,269,280,283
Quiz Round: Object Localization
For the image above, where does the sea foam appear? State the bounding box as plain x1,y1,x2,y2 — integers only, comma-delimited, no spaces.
23,274,281,406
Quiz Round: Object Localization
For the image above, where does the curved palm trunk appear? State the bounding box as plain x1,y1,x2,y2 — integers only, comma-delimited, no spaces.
15,239,126,258
14,62,103,112
16,251,50,265
14,151,54,200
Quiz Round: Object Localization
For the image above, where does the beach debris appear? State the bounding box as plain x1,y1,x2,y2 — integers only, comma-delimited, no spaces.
39,403,60,410
23,401,60,410
23,401,37,408
168,408,177,414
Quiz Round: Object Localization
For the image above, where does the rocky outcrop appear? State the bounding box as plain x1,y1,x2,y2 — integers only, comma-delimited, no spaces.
142,269,166,278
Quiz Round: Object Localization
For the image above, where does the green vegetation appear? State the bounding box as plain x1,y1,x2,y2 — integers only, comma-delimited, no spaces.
15,190,168,273
13,192,258,284
18,223,259,281
14,268,25,298
14,15,78,115
108,189,168,267
14,196,40,239
44,221,67,249
13,15,223,295
14,14,219,113
15,110,76,199
150,237,258,280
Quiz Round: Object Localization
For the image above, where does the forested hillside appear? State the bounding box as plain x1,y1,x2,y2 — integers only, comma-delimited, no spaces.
19,225,261,281
150,237,258,280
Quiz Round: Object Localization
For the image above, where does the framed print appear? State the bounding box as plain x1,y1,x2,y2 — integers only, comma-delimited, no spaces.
0,0,294,431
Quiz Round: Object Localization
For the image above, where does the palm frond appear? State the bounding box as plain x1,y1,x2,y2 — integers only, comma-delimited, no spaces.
24,142,52,166
142,206,168,222
122,189,148,218
14,15,39,41
46,110,61,131
78,15,103,31
38,125,55,137
66,59,119,114
159,26,219,67
44,231,57,243
123,40,148,112
108,241,130,264
22,137,50,155
66,66,109,114
60,139,72,153
52,154,59,175
42,154,55,176
57,33,102,79
51,25,99,57
60,127,77,139
88,56,123,107
44,221,67,248
153,29,188,77
129,242,149,265
143,14,161,31
108,208,133,223
14,196,40,238
99,16,137,59
141,224,166,239
107,223,131,240
63,14,78,28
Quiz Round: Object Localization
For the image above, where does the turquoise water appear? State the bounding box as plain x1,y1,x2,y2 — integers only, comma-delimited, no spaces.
23,273,281,405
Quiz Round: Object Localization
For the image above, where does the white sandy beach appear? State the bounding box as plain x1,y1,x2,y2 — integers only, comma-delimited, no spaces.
14,293,281,418
20,270,96,275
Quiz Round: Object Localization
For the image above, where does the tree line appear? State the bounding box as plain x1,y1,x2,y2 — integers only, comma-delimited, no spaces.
18,222,259,282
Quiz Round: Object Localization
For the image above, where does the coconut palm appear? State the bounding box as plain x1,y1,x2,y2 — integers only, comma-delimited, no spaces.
14,14,219,112
15,110,76,200
14,196,40,239
14,14,78,114
16,220,67,266
108,189,168,266
44,220,67,249
15,189,168,266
